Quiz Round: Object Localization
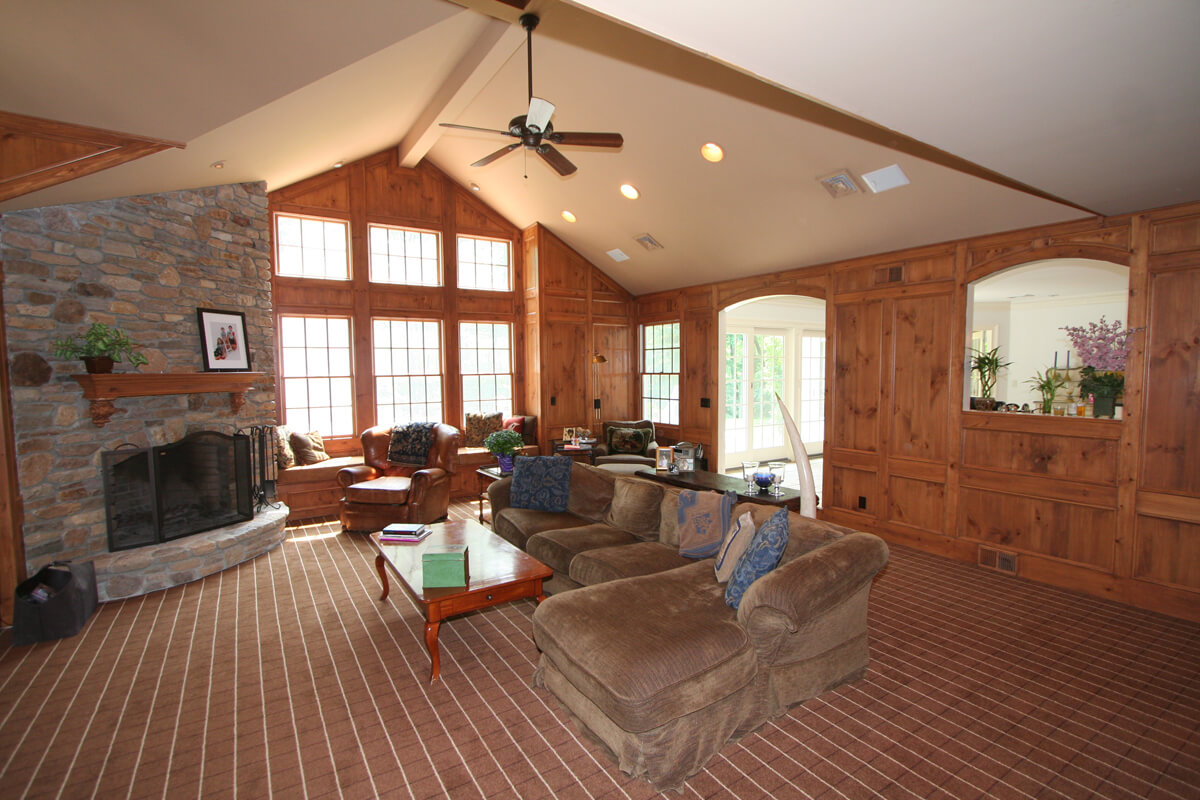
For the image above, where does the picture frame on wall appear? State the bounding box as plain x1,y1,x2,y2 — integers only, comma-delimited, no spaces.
197,308,250,371
655,447,674,471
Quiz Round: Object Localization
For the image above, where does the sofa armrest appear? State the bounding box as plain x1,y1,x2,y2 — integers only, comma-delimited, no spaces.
487,476,513,515
337,463,381,488
737,532,889,653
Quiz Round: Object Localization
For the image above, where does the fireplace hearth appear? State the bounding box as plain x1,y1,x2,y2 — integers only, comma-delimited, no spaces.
102,431,252,551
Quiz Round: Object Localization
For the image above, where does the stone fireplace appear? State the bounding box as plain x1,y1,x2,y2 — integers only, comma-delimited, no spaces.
1,182,283,600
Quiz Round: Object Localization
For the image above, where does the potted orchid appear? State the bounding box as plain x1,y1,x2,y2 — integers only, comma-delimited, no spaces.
1061,316,1140,418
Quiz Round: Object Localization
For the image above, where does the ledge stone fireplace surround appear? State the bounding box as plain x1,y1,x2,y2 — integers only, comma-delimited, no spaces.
1,182,283,600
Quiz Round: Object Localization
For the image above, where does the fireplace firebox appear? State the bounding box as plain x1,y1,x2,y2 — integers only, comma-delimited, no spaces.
102,431,252,551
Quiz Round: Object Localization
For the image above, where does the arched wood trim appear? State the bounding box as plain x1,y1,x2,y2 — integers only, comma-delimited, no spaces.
717,286,826,312
966,243,1133,285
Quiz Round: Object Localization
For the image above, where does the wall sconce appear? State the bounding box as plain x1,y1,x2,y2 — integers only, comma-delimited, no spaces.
591,353,607,421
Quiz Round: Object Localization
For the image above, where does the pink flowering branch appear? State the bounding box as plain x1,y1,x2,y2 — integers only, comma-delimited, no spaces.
1060,316,1140,372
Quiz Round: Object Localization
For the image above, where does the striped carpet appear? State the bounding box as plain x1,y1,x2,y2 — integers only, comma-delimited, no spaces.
1,500,1197,799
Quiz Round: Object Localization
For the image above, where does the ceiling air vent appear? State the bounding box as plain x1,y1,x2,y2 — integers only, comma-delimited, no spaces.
818,170,860,199
606,248,630,262
634,233,664,251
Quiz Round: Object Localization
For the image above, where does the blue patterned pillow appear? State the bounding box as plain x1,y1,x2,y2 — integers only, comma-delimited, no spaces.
510,456,572,512
677,489,737,559
725,507,790,609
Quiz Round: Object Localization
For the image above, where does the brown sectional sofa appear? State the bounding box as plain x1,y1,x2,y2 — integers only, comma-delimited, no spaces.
487,462,889,790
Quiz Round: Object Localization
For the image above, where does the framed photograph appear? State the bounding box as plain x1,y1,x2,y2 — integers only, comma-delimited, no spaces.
197,308,250,371
563,427,576,441
655,446,674,471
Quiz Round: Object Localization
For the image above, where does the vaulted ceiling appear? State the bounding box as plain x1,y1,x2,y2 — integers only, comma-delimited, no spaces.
2,0,1197,294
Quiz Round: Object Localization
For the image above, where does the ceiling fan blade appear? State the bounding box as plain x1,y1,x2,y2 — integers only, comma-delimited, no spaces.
440,122,517,137
546,131,624,148
536,144,577,176
471,143,520,168
526,97,555,133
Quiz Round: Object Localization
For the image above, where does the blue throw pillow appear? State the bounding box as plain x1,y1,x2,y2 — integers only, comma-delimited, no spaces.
725,507,790,609
509,456,572,512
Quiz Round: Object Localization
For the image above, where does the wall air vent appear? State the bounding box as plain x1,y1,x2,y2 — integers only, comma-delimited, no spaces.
978,545,1019,575
819,170,860,199
633,233,664,251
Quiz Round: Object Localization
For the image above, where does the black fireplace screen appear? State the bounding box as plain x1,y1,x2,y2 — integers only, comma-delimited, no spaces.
102,431,252,551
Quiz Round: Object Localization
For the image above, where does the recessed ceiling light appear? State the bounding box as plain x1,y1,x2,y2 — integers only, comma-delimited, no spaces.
333,161,344,169
561,210,577,223
209,160,225,170
619,184,639,200
861,164,910,194
700,142,724,163
469,182,481,192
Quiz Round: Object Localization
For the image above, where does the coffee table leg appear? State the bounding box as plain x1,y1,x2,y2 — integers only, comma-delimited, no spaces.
375,554,390,601
425,620,441,681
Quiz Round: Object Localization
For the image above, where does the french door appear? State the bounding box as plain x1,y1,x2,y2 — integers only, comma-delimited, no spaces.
724,329,788,463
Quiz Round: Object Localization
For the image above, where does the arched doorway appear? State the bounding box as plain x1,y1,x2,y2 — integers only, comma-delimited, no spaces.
717,294,825,490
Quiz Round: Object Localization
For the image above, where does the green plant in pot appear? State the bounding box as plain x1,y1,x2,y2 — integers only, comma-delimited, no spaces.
484,428,524,473
1079,367,1125,418
969,346,1011,410
52,322,149,374
1026,368,1068,414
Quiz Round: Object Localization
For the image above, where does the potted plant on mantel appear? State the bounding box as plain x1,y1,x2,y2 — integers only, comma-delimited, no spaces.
52,322,149,374
969,346,1011,411
484,428,524,474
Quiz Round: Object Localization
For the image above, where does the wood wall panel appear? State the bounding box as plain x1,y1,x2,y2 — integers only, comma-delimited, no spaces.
827,467,878,517
362,152,444,224
272,175,351,214
961,428,1119,483
543,321,588,428
594,324,635,422
958,488,1116,570
1140,267,1200,495
831,300,882,452
887,476,945,535
681,307,715,439
835,249,955,294
542,295,590,317
1134,515,1200,590
889,293,952,461
1150,213,1200,255
538,235,590,293
453,189,514,237
272,280,355,309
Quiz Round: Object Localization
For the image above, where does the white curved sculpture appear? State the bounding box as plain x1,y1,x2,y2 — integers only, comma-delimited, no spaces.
775,392,818,517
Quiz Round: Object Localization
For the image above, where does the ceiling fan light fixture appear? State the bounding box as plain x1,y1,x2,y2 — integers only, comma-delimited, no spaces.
561,210,577,223
700,142,724,163
620,183,639,200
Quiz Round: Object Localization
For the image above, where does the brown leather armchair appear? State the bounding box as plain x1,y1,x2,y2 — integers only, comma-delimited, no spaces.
337,423,460,532
593,419,659,468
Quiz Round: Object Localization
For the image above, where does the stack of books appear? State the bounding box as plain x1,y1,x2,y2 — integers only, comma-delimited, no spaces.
378,523,432,544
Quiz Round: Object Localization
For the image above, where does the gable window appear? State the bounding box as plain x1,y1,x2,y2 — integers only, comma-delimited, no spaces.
368,224,441,286
279,315,354,436
373,318,443,425
641,322,680,425
460,322,513,419
275,213,349,280
457,235,511,291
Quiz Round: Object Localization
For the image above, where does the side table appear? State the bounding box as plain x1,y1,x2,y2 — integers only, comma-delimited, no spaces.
552,439,596,464
475,465,508,522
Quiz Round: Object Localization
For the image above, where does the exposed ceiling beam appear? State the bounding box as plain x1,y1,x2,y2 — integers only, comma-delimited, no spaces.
397,18,525,168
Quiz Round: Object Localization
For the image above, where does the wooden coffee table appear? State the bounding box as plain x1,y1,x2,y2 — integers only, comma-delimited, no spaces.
369,519,553,682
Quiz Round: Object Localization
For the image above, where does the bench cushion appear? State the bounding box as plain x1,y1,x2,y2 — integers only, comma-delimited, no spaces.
344,476,411,504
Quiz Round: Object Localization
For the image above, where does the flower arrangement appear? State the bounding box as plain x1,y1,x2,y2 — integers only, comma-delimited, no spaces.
1060,316,1138,372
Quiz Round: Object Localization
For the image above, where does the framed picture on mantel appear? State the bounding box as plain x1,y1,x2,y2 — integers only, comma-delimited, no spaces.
197,308,250,371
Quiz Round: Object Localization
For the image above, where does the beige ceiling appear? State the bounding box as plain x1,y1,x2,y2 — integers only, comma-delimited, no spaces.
2,0,1196,295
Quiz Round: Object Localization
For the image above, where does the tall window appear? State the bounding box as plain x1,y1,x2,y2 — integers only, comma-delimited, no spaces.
279,316,354,436
373,319,443,425
457,235,511,291
275,214,349,280
641,322,680,425
460,322,513,419
368,224,440,286
798,334,826,445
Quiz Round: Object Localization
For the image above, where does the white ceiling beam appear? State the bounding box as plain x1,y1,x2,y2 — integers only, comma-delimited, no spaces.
398,18,525,168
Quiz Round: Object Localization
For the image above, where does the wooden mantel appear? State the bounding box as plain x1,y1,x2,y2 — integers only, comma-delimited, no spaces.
71,372,264,426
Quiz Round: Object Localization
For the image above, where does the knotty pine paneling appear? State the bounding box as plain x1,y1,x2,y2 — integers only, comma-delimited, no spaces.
543,321,588,428
1140,266,1200,495
1134,515,1200,591
1149,212,1200,255
272,279,355,309
453,188,514,238
889,293,952,461
958,487,1116,570
363,155,444,225
827,466,878,517
543,295,590,317
961,427,1119,483
887,476,945,535
831,300,883,453
539,234,590,293
271,174,351,214
594,323,635,422
835,249,955,294
681,308,715,440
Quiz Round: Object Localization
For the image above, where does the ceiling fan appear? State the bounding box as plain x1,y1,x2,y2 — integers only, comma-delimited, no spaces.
439,13,624,176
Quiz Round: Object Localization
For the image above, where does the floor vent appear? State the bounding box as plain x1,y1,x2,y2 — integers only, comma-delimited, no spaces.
978,545,1019,575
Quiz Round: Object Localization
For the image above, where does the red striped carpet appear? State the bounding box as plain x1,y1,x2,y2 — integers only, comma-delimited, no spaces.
1,499,1197,799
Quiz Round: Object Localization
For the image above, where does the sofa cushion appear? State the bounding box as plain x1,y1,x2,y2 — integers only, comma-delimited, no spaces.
566,463,616,522
714,511,756,584
464,411,503,447
290,430,331,465
274,425,295,469
533,560,757,732
603,477,663,540
492,508,591,550
510,456,572,512
725,507,789,609
607,426,652,456
344,475,411,505
677,490,737,559
658,489,682,548
569,541,693,586
526,524,639,575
